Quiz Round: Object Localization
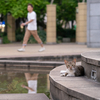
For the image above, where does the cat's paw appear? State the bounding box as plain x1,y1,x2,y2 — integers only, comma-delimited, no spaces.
60,70,67,74
60,70,68,77
67,74,75,77
60,73,66,77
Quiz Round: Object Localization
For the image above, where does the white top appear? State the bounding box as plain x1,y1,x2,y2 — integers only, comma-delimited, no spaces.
28,80,37,94
27,11,37,30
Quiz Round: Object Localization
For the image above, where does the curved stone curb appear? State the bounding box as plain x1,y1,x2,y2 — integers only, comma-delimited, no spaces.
49,65,100,100
81,52,100,82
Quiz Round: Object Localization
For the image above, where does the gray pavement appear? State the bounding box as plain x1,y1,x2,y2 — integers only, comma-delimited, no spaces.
0,43,100,58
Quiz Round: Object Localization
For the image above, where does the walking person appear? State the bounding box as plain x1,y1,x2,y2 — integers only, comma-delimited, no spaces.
18,3,45,52
21,73,38,94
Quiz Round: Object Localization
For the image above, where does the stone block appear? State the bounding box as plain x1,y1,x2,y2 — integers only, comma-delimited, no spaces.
78,3,87,10
47,33,56,37
47,5,56,12
47,37,56,43
47,17,56,22
90,16,100,30
89,30,100,42
78,9,87,15
77,21,87,27
47,27,56,32
47,22,56,27
47,11,56,17
76,32,86,37
76,37,87,42
90,3,100,16
77,26,87,32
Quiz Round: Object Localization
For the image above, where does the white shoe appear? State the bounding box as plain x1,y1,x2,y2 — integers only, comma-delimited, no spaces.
38,47,45,52
17,48,25,52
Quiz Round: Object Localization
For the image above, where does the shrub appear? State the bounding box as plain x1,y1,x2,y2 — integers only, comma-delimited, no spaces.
57,24,76,39
16,28,25,42
2,36,10,44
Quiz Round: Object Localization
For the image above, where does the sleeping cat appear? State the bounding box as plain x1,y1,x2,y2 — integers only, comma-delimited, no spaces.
60,59,84,77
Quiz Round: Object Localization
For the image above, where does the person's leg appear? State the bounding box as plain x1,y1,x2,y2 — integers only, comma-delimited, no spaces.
31,30,43,47
22,29,31,48
31,30,45,52
30,73,39,80
18,29,31,51
25,73,31,83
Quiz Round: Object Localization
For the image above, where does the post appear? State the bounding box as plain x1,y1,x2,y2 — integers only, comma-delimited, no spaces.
76,3,87,44
47,74,50,90
46,5,56,44
7,15,16,42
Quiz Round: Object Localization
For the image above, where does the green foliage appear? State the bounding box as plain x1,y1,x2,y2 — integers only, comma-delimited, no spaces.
56,36,63,43
0,0,49,18
2,36,10,44
0,73,50,98
16,28,25,42
37,74,50,98
0,25,11,44
0,32,10,44
55,0,77,27
0,0,49,29
0,74,27,93
57,24,76,38
6,77,27,93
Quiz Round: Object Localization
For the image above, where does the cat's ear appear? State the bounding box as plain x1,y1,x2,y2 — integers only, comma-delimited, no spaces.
64,60,68,64
73,59,76,63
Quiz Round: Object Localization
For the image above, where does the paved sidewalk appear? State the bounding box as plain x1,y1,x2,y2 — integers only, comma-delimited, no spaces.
0,43,100,58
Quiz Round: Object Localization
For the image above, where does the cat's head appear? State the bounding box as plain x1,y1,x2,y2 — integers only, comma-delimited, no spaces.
64,59,76,70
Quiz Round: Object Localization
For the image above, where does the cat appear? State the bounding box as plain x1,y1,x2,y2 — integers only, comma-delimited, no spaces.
60,59,84,77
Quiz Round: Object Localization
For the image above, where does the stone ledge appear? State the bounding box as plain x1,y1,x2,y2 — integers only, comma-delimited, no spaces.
0,93,49,100
81,52,100,66
81,52,100,82
49,65,100,100
0,54,81,61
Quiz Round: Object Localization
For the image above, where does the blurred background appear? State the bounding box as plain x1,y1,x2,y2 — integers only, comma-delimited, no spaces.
0,0,86,44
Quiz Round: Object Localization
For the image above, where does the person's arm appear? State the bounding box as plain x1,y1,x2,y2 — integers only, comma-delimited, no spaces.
21,12,35,26
21,85,34,91
21,19,34,26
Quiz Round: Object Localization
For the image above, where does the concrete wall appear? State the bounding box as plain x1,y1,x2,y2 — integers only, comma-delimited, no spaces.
87,0,100,47
46,5,56,44
76,3,87,44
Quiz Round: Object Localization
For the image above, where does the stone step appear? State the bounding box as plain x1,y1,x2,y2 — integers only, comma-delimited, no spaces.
0,54,81,61
0,60,65,67
0,93,49,100
50,65,100,100
81,52,100,82
0,68,51,74
0,61,81,73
